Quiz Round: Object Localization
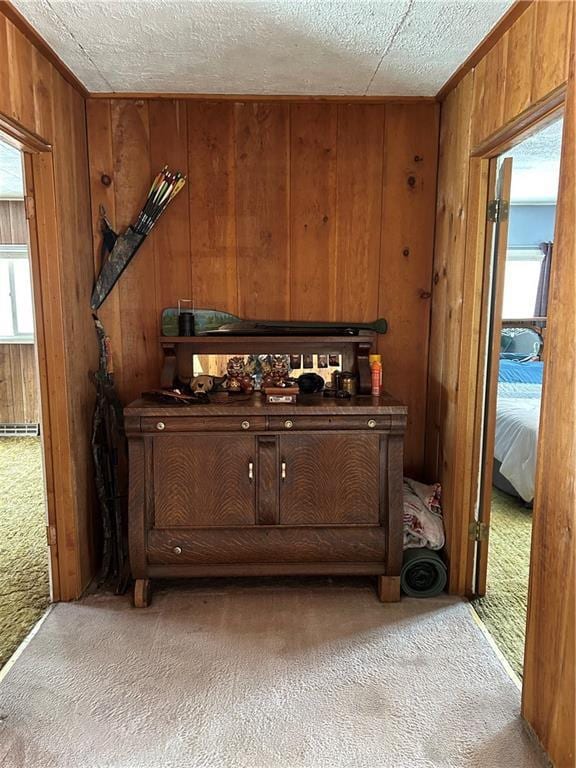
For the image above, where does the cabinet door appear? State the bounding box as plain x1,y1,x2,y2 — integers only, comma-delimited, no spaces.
279,433,380,525
152,434,256,527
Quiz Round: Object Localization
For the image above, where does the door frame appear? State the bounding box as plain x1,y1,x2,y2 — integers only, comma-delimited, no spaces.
448,91,566,598
0,114,79,601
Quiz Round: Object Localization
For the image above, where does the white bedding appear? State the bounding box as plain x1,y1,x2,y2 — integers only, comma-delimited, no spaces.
494,382,541,502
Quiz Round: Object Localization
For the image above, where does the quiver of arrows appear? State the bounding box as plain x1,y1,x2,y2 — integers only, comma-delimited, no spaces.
91,167,186,311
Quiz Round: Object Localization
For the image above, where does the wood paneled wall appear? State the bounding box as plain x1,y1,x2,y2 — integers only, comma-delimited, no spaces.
427,2,574,766
0,200,39,424
426,0,573,585
0,199,27,242
0,343,39,423
0,7,97,597
86,99,439,475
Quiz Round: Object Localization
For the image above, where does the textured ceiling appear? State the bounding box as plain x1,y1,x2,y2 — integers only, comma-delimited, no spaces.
13,0,515,95
507,118,563,204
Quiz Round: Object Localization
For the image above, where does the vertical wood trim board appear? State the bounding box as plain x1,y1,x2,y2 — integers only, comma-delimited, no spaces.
522,11,576,766
86,99,440,475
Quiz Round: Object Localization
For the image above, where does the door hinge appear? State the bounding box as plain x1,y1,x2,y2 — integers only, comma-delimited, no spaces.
469,520,490,542
46,524,57,547
487,198,509,223
24,195,35,220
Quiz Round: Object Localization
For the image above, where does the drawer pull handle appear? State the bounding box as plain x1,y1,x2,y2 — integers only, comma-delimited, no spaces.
367,419,377,429
172,546,182,555
241,420,250,430
156,421,166,431
248,461,254,482
281,461,287,481
284,420,293,429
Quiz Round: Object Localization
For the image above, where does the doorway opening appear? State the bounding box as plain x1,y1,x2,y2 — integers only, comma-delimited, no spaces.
472,116,563,677
0,135,50,668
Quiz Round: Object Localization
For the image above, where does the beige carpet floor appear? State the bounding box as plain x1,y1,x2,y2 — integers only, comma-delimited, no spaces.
0,579,548,768
473,489,532,677
0,438,50,668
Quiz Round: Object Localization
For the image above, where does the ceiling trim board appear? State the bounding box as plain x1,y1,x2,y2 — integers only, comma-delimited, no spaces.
1,0,89,98
436,0,533,102
87,93,439,103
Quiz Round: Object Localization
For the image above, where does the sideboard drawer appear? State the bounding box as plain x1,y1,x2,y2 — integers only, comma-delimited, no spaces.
267,415,391,431
141,416,266,433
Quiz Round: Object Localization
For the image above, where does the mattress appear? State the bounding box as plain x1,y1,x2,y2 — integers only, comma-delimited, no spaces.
494,381,541,502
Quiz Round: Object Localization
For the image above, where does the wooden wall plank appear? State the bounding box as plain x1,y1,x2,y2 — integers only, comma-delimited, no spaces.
334,104,384,321
18,343,38,422
149,100,191,313
0,15,9,119
0,345,14,423
0,201,27,243
31,43,53,141
235,102,290,319
502,4,535,124
110,100,156,403
188,101,237,313
531,0,573,104
6,22,35,129
289,103,337,320
522,16,576,766
8,344,25,421
425,72,474,564
379,102,439,475
85,98,124,394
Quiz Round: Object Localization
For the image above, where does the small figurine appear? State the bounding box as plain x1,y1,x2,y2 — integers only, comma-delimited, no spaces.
189,375,226,394
226,356,247,393
270,355,289,386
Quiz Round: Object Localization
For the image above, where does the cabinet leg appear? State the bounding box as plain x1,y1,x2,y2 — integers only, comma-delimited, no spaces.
377,576,401,603
134,578,151,608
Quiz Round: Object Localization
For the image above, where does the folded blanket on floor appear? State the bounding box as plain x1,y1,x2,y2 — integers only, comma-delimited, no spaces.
403,478,445,550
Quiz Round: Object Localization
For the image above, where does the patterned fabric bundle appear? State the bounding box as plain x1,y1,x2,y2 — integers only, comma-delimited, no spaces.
403,478,445,550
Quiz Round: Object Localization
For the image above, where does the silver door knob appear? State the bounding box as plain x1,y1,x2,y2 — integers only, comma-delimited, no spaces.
156,421,166,431
241,420,250,430
172,546,182,555
367,419,377,429
284,420,293,429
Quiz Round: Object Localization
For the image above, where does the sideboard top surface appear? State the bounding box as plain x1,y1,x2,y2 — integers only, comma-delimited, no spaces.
125,392,407,417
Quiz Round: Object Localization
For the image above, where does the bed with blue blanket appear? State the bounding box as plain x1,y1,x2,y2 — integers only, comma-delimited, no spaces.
494,359,543,502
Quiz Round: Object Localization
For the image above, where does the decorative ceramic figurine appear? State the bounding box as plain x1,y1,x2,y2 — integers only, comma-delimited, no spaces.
189,375,226,394
226,356,246,392
270,355,289,386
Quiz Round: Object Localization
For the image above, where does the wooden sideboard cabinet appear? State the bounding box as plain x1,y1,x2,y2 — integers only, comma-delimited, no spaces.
125,393,407,607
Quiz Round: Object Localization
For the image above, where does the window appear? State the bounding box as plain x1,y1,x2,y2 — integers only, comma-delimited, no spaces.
502,247,544,319
0,244,34,342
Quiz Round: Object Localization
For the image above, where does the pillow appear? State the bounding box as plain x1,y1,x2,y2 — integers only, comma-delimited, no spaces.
498,359,544,385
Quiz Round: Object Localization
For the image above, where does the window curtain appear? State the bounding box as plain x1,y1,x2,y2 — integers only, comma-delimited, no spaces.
534,241,553,317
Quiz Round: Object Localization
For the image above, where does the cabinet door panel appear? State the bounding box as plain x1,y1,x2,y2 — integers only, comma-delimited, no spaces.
153,435,256,527
279,434,380,525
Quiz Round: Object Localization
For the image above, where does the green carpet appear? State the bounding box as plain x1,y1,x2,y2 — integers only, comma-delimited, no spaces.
0,437,50,668
473,488,532,678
